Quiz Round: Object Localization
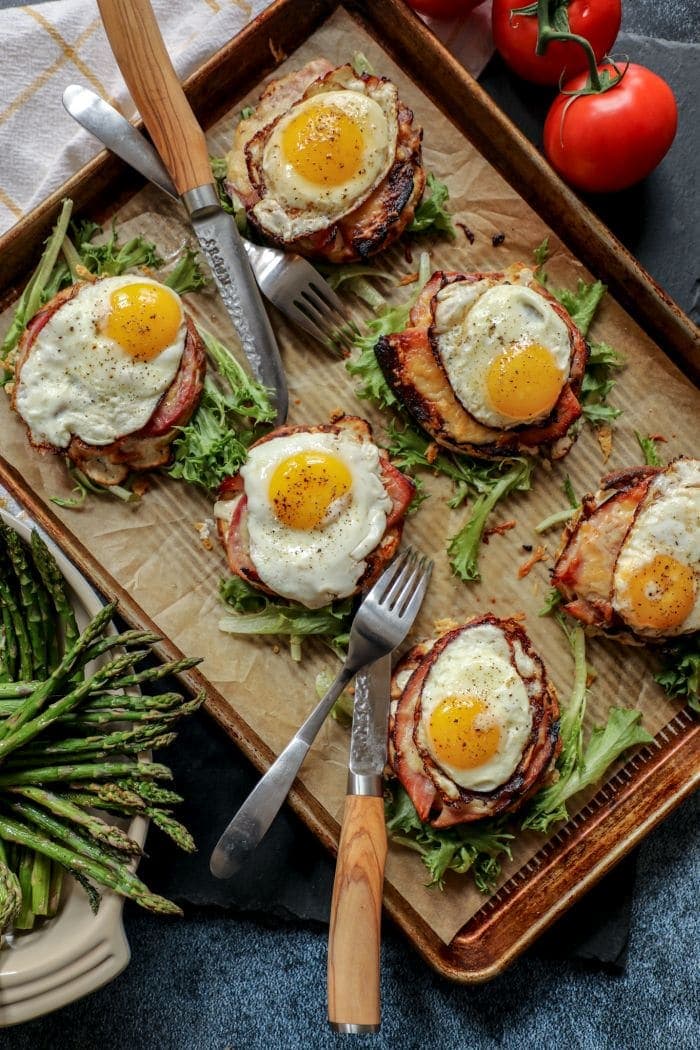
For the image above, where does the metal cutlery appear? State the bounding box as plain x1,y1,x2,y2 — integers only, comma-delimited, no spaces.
328,551,431,1034
62,84,357,356
209,547,433,880
95,0,288,424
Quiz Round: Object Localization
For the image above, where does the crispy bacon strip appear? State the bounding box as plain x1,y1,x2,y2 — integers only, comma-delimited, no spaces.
552,470,659,633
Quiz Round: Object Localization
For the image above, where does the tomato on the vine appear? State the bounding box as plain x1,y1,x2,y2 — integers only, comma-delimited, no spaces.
405,0,485,19
543,64,678,193
492,0,621,85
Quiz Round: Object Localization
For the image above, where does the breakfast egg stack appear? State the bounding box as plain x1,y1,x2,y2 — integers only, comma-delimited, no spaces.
389,616,561,825
375,266,588,459
227,61,425,262
13,275,205,484
215,416,415,608
553,458,700,642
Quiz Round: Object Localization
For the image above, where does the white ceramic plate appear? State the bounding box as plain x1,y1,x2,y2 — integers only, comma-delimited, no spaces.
0,507,148,1027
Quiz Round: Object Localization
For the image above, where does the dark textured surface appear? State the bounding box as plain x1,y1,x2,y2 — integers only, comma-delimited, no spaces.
6,791,698,1049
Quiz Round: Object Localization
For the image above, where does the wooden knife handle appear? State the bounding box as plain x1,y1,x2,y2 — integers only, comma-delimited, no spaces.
96,0,212,194
327,794,387,1031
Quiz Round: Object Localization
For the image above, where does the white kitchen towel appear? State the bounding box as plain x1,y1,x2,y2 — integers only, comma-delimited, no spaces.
0,0,493,237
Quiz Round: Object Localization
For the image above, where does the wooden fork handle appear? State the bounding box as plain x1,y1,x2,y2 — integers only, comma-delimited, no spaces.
327,794,387,1032
96,0,212,194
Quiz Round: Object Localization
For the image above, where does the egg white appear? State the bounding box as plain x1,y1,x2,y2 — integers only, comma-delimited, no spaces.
240,430,393,609
416,623,533,793
15,276,185,449
252,68,399,242
613,458,700,637
432,276,572,429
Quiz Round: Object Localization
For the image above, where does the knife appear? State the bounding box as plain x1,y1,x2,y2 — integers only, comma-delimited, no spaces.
95,0,288,424
327,654,392,1034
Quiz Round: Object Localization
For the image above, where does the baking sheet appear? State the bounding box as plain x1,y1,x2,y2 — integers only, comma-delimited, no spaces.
0,7,696,945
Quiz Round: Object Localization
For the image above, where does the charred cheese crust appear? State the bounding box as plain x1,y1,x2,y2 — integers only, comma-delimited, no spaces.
375,268,589,460
226,61,425,263
388,614,561,827
12,281,206,486
552,465,666,642
216,415,415,600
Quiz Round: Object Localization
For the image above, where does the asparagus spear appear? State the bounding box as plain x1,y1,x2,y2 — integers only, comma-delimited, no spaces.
1,523,49,678
0,843,22,932
0,646,143,759
15,848,35,929
66,782,147,808
0,760,172,786
116,780,184,805
146,808,196,852
30,851,52,917
16,719,173,758
9,786,143,855
80,629,162,666
30,531,79,651
107,655,202,691
0,604,17,683
0,814,182,914
0,577,33,682
0,601,117,741
47,861,64,917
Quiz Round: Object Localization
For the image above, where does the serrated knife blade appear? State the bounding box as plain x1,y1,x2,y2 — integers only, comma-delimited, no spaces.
96,0,288,424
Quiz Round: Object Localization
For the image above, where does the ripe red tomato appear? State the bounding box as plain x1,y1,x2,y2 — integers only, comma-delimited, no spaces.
492,0,621,85
543,64,678,193
406,0,485,18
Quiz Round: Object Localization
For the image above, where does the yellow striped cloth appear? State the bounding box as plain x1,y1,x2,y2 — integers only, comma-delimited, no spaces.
0,0,493,236
0,0,269,234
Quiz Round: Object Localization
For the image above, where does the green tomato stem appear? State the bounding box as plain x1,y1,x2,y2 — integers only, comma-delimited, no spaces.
534,0,603,91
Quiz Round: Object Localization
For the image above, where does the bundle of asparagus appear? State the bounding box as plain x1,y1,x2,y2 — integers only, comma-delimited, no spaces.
0,522,204,936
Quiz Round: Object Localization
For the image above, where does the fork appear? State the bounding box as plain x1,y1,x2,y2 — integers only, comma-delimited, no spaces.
62,85,358,355
209,546,433,879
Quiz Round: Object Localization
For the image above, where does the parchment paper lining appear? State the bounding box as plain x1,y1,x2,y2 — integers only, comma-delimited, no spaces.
0,9,695,945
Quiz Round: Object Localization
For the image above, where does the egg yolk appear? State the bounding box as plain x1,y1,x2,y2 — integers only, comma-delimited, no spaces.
105,282,182,360
622,554,696,631
428,695,501,770
269,450,352,530
486,342,563,421
281,103,365,187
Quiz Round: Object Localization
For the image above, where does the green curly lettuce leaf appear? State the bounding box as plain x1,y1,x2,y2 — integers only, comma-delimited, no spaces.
218,577,352,661
168,329,275,491
522,621,653,833
384,782,514,892
654,636,700,714
407,173,456,239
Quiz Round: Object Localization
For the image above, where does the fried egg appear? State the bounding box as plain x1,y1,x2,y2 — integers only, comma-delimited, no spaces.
251,67,399,242
432,275,573,429
612,458,700,637
416,622,534,793
240,429,393,608
15,276,186,448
